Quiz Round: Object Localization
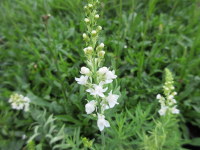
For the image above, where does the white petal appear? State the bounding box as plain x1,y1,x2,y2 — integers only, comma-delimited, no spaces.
104,120,110,127
98,122,104,131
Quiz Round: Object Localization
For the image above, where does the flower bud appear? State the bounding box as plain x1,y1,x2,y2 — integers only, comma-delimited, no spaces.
98,51,105,58
171,86,175,90
83,33,87,39
87,46,93,51
84,18,90,23
84,46,93,54
95,14,100,19
99,43,104,48
98,67,109,74
96,43,104,51
80,67,90,75
172,92,177,96
91,30,97,36
88,4,93,8
97,26,102,31
156,94,162,99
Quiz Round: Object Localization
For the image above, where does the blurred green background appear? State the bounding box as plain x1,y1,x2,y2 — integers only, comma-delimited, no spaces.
0,0,200,149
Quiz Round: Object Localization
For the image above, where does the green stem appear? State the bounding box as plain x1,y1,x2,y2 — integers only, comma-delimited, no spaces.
101,131,105,150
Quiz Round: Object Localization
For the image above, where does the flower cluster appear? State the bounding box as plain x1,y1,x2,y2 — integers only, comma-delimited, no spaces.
75,0,120,131
8,93,31,111
156,69,180,116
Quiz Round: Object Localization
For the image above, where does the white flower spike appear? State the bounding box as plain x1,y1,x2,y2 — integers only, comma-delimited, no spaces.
157,68,180,116
75,0,121,131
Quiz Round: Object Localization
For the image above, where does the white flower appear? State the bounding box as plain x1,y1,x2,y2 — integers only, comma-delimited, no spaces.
95,14,100,19
86,84,107,97
173,92,177,95
171,99,177,103
98,67,109,75
8,93,31,111
84,18,90,23
85,100,96,114
171,106,180,114
156,94,162,99
105,70,117,83
105,91,119,108
168,95,174,100
75,75,88,85
98,51,105,57
24,97,31,103
22,134,26,140
101,103,109,112
169,98,177,105
158,106,168,116
80,67,90,75
97,114,110,131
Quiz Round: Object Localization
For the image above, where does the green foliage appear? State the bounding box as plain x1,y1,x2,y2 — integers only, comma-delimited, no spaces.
142,116,183,150
0,0,200,149
27,141,36,150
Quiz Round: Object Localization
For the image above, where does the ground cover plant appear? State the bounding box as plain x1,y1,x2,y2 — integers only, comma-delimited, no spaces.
0,0,200,149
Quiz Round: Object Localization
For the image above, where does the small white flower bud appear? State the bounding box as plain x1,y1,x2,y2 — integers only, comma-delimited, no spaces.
98,67,109,74
91,30,97,35
80,67,90,75
84,6,87,9
88,4,93,8
84,18,90,23
97,26,102,31
95,14,100,19
87,46,93,51
99,43,104,48
83,33,87,39
84,47,93,54
156,94,162,99
98,51,105,58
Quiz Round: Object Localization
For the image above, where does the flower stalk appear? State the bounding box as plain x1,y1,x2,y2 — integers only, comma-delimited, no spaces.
156,68,180,116
75,0,120,131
